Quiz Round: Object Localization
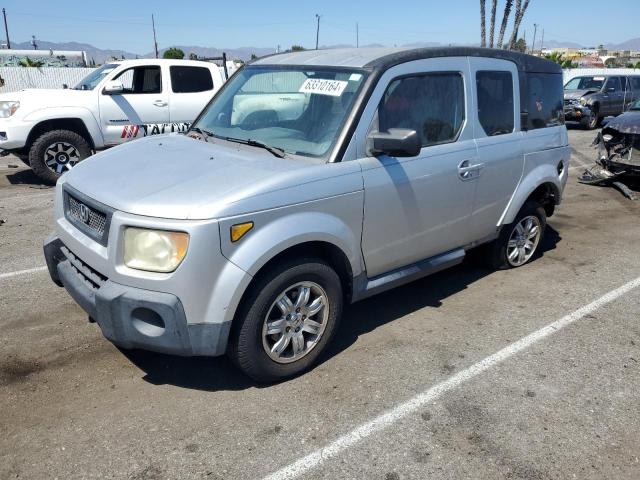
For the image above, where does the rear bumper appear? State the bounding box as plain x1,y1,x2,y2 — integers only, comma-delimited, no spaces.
44,235,230,357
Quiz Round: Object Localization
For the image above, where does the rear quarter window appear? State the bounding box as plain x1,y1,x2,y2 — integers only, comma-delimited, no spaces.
170,66,214,93
526,73,564,130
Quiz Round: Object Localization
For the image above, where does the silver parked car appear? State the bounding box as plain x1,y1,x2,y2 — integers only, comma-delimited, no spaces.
44,47,570,382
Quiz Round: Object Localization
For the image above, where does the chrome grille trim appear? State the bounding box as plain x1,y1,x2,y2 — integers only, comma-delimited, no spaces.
62,184,114,246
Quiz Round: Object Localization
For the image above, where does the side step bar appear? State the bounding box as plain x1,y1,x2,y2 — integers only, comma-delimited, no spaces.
352,248,466,302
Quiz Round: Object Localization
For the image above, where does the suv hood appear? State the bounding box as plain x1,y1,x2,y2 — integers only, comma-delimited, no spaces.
0,88,94,116
564,89,597,100
62,134,324,220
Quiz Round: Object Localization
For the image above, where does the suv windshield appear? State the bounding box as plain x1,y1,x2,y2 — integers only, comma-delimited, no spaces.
73,63,118,90
630,99,640,111
564,76,605,90
192,66,367,157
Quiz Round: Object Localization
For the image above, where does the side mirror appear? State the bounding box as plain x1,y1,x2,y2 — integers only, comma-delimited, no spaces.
368,128,421,157
103,80,124,95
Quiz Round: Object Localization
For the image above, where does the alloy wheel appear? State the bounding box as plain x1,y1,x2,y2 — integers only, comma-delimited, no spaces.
44,142,81,174
262,281,329,364
506,215,542,267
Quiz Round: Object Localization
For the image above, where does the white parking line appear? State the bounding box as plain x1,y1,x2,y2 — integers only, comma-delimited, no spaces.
263,276,640,480
0,266,48,280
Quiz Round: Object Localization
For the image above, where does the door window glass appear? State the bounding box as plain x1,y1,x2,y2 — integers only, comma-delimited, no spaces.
604,76,621,92
170,66,214,93
378,73,465,147
631,77,640,91
526,73,564,130
113,66,161,94
476,71,514,136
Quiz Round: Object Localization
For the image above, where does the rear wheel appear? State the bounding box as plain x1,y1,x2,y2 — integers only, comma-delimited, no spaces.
487,201,546,270
228,258,343,382
28,129,91,184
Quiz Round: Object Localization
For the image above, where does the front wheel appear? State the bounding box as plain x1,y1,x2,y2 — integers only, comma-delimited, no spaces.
28,129,92,184
228,259,343,382
487,201,546,270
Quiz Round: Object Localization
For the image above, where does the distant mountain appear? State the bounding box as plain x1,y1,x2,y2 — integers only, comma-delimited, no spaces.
152,45,276,61
539,39,584,49
607,38,640,51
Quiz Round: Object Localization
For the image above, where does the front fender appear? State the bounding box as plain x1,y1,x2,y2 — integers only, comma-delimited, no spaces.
23,106,104,148
499,159,567,226
218,192,365,279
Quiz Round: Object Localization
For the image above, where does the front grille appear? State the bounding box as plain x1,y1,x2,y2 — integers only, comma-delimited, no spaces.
62,246,108,291
63,185,113,246
67,194,107,237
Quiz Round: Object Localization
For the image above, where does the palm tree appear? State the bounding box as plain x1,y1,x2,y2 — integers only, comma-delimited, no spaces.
489,0,498,47
480,0,486,48
508,0,531,50
496,0,513,49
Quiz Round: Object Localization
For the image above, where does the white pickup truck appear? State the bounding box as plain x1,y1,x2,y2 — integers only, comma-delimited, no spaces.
0,59,226,183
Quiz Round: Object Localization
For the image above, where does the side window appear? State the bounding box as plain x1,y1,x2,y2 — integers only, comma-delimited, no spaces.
631,77,640,91
170,66,214,93
527,73,564,130
604,76,621,92
113,66,161,94
378,72,465,147
476,71,514,136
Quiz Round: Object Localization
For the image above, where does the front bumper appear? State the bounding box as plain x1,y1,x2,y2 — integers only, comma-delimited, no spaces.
44,236,230,356
564,104,592,121
0,117,32,150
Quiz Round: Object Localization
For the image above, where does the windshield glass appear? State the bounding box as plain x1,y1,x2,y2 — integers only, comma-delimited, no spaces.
630,99,640,111
564,76,605,90
192,66,367,157
73,63,118,90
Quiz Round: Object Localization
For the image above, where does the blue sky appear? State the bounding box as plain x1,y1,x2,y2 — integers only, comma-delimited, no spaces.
3,0,639,53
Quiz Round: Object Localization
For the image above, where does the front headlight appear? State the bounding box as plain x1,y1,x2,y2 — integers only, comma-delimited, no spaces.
580,98,588,107
123,227,189,273
0,101,20,118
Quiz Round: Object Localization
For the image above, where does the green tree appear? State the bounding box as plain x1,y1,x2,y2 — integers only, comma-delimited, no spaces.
189,52,198,60
514,38,527,52
635,61,640,69
163,47,185,59
250,53,258,60
291,45,305,52
480,0,486,47
18,57,44,67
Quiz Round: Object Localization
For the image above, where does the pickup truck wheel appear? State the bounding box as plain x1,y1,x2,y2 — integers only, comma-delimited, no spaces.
229,259,343,382
29,130,91,184
488,201,546,270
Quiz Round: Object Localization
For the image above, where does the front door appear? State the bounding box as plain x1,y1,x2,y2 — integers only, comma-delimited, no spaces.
602,76,623,116
98,64,170,145
357,58,480,277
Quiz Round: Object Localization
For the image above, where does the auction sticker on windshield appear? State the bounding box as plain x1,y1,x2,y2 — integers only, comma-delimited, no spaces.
299,78,348,97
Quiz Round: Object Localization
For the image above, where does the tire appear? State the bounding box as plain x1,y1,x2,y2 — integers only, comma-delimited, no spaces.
28,129,91,184
582,105,600,130
228,258,343,383
487,201,547,270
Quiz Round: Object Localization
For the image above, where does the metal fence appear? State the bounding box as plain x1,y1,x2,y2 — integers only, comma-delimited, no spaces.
0,67,94,93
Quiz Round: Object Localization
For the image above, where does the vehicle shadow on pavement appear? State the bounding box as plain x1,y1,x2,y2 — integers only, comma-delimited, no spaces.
122,226,561,391
5,169,52,188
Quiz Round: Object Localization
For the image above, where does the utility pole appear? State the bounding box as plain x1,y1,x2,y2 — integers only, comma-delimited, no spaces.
315,14,321,50
356,22,359,48
2,8,10,49
152,14,159,59
531,23,538,54
31,35,37,50
540,29,545,51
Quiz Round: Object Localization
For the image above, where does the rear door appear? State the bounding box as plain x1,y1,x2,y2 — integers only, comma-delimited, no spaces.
168,65,218,127
467,58,523,241
98,64,170,145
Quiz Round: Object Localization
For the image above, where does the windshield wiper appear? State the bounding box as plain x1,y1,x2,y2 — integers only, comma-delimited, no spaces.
189,127,214,143
223,136,286,158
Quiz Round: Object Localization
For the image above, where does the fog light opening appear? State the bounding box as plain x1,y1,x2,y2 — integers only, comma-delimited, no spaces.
131,307,165,337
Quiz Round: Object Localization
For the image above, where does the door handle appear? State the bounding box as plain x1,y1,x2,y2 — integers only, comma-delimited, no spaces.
153,100,168,107
458,160,484,181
